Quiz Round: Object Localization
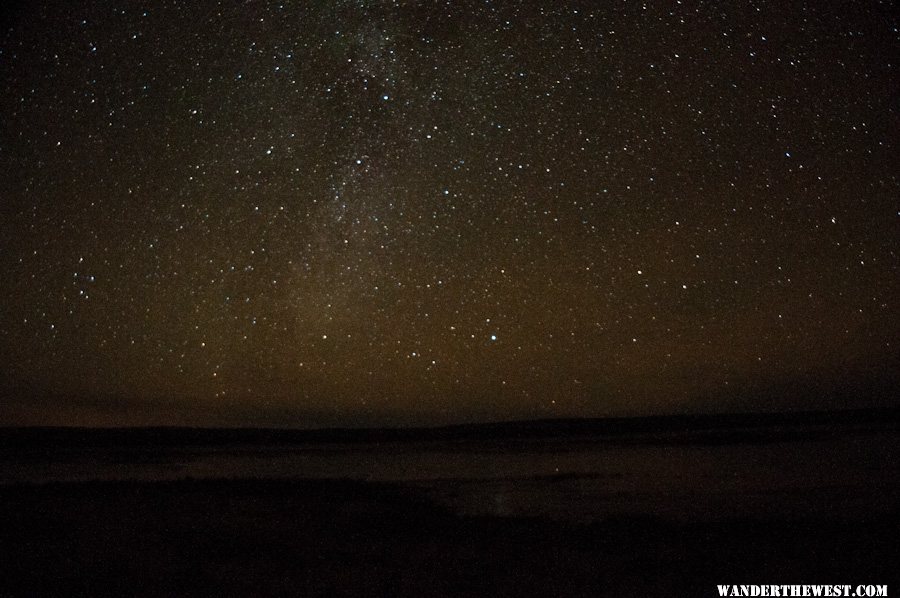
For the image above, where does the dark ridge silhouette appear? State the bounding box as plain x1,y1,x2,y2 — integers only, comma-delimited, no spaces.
2,406,898,448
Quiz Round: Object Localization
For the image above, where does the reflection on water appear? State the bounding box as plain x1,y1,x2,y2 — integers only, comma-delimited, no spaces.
2,430,898,522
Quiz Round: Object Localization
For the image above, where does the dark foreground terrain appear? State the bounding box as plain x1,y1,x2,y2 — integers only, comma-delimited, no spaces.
1,411,899,597
2,479,898,597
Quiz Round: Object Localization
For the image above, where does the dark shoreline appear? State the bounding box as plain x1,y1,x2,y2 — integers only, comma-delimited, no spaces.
2,477,898,597
2,411,898,595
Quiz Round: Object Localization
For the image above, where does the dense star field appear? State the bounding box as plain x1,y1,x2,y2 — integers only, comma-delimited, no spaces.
0,0,897,426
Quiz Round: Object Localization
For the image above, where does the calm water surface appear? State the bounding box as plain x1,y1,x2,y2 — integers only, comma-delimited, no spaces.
3,429,898,522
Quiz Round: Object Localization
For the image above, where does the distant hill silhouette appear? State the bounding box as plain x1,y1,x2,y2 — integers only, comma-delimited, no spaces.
2,407,898,449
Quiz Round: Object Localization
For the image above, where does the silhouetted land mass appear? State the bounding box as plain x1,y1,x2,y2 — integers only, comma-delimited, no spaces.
1,409,898,596
2,406,899,447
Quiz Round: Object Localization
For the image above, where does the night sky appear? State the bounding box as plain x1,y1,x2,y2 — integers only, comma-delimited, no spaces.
1,0,897,427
